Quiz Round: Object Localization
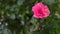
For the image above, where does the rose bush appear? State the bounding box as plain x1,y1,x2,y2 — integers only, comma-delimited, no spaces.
0,0,60,34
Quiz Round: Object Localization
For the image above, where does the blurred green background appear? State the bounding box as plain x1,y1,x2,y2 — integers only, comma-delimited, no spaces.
0,0,60,34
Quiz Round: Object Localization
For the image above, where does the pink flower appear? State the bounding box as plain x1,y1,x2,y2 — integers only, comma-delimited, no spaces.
32,2,50,19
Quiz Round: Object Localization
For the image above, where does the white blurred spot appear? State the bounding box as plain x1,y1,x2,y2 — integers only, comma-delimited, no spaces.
5,23,8,26
0,22,1,25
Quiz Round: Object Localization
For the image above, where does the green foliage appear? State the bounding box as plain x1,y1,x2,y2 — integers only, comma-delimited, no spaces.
0,0,60,34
